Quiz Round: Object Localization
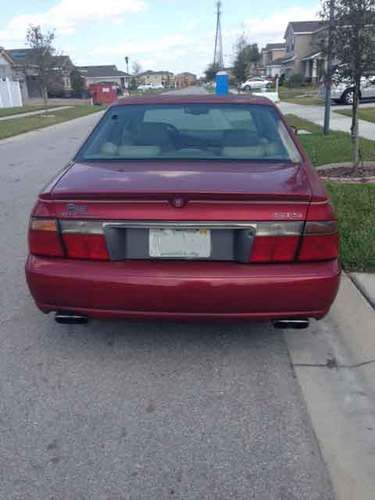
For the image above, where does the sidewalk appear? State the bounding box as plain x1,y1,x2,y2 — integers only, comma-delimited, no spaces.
285,272,375,500
278,101,375,140
0,106,72,121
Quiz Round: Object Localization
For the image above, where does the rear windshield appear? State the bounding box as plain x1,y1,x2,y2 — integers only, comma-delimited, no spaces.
78,103,301,162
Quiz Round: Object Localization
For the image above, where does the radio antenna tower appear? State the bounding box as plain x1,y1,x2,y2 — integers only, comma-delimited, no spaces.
213,1,224,68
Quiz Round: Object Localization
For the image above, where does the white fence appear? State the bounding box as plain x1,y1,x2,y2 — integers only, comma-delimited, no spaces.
0,78,23,108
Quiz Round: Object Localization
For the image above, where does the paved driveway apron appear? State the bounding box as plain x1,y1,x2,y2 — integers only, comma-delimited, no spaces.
0,102,334,499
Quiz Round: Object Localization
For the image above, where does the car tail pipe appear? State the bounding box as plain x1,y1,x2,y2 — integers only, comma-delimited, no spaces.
55,311,88,325
272,319,309,329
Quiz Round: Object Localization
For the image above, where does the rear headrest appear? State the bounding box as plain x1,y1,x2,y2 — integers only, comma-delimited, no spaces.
222,129,259,147
135,122,173,148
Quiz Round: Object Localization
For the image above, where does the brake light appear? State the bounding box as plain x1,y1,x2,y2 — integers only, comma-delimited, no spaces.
298,221,339,261
29,218,64,257
60,220,109,260
250,222,303,263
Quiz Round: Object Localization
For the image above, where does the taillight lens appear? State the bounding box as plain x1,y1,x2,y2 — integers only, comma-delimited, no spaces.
29,218,64,257
298,221,339,261
250,222,303,263
60,220,109,260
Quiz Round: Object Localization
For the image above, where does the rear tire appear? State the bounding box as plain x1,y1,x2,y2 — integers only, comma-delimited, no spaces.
244,85,251,92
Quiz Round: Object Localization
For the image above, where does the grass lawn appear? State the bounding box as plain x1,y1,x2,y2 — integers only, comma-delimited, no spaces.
0,105,104,140
334,107,375,124
326,183,375,271
285,114,375,271
279,86,323,106
284,114,375,166
0,104,67,118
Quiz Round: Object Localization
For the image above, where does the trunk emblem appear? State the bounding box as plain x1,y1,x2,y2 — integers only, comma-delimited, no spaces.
65,203,88,216
171,197,186,208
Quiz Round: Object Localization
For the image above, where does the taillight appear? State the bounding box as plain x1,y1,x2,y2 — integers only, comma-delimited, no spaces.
250,222,303,263
60,220,109,260
29,218,64,257
298,221,339,261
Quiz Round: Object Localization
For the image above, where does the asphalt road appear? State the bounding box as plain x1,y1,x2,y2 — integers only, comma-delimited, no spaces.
0,101,334,499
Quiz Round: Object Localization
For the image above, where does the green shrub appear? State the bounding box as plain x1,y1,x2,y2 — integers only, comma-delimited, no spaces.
287,73,304,88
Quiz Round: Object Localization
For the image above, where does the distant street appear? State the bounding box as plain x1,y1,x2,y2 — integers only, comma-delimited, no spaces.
0,95,334,499
165,85,209,95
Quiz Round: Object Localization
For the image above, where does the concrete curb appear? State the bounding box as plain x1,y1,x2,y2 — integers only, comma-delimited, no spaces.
285,273,375,500
350,273,375,309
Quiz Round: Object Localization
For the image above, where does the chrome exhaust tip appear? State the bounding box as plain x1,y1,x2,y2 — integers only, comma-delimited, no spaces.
272,319,309,330
55,312,88,325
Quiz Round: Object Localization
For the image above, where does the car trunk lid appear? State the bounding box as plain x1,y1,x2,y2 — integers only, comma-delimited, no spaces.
47,160,312,202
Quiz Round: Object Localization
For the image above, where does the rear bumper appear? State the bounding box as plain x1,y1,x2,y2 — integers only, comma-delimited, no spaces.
26,256,340,321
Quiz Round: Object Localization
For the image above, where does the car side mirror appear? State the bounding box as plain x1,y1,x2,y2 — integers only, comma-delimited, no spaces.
290,125,298,135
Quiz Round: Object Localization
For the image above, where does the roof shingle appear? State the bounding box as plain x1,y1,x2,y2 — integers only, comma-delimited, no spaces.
77,65,129,77
289,21,328,33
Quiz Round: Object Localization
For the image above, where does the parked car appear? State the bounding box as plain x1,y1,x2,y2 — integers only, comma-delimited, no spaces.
137,83,153,91
25,94,340,327
240,77,272,91
320,74,375,104
137,83,164,91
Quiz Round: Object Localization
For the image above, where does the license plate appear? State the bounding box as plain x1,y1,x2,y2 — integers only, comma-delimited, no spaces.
149,228,211,258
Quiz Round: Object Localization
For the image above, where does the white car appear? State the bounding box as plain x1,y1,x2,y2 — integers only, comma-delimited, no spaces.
240,77,272,91
320,73,375,104
137,83,164,91
137,84,153,91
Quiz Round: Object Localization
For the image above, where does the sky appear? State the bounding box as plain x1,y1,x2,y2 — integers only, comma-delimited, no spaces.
0,0,320,76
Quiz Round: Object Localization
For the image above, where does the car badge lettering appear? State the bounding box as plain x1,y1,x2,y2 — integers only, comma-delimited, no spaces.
273,211,303,219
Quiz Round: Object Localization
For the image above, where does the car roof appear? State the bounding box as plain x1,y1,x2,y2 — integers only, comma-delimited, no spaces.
114,94,275,107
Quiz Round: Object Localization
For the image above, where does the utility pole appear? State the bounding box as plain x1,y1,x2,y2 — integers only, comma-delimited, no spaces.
213,1,224,69
323,0,335,135
125,56,129,74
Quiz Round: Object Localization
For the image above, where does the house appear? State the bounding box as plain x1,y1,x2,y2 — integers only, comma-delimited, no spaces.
6,48,74,98
78,65,130,90
0,48,14,79
261,43,286,77
139,70,175,88
175,72,197,88
283,21,328,82
1,48,31,100
0,47,23,106
49,55,74,95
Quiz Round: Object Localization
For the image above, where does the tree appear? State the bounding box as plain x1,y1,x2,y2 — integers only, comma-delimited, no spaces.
26,25,56,110
232,35,260,84
204,62,221,81
321,0,375,167
70,68,85,96
131,60,143,89
132,61,142,76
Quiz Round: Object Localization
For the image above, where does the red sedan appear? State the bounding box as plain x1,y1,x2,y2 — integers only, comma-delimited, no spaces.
25,94,340,328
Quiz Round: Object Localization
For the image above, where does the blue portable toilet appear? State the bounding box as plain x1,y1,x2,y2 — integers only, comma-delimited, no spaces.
215,71,229,96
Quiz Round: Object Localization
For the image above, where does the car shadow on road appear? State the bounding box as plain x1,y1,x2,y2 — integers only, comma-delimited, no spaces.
44,316,283,357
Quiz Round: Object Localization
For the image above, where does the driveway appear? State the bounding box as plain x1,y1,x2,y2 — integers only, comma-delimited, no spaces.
0,108,334,498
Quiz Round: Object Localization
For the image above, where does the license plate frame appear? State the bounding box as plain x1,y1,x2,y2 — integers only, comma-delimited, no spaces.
149,228,211,259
